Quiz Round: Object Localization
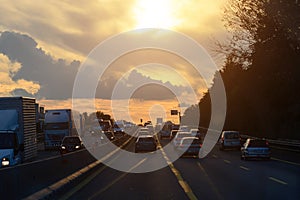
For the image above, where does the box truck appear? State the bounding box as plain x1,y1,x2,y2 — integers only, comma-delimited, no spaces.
0,97,37,167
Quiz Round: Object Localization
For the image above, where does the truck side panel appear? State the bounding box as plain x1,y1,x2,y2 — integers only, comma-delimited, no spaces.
0,97,37,162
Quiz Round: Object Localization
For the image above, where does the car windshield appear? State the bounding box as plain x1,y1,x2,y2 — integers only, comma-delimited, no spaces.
62,137,80,144
0,133,16,149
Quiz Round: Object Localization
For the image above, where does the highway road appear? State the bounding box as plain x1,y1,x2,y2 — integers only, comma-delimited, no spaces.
57,135,300,200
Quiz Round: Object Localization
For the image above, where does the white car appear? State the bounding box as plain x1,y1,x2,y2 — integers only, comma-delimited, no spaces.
173,132,192,147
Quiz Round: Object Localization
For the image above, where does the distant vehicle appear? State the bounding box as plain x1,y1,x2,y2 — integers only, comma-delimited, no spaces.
178,125,189,132
146,124,155,135
219,131,241,150
98,120,112,132
104,131,115,141
159,124,172,140
138,130,150,136
44,109,75,150
189,129,201,138
241,138,270,160
135,135,157,153
60,136,83,154
173,132,192,147
170,124,180,139
140,127,149,133
143,121,152,127
176,137,202,157
0,97,37,167
113,123,125,136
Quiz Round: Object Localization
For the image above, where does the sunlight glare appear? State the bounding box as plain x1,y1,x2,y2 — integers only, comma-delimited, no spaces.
133,0,179,29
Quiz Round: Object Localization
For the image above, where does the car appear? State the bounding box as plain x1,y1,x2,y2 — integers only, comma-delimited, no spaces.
176,137,202,157
60,136,83,154
173,132,192,147
113,124,125,137
241,138,271,160
219,131,241,150
138,130,150,136
189,129,201,138
135,135,157,153
146,124,155,135
159,124,172,139
104,131,115,141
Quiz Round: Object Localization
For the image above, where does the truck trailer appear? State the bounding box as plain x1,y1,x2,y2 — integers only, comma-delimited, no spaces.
0,97,37,168
44,109,77,149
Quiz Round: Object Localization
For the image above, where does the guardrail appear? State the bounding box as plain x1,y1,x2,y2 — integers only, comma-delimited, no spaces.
198,126,300,152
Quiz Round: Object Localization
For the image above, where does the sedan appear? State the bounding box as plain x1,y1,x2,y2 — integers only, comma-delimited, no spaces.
135,135,157,153
241,138,271,160
177,137,202,157
60,136,83,154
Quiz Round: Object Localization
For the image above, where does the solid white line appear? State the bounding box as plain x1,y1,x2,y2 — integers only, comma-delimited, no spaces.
271,157,300,166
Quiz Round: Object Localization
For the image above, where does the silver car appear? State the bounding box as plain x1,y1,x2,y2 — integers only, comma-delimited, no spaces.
219,131,241,150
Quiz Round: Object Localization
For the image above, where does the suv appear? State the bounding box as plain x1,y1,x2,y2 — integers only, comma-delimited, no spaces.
60,136,83,154
219,131,241,150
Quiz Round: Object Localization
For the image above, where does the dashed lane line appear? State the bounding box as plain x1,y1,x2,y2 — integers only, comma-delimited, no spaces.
157,137,198,200
223,159,231,164
268,176,288,185
239,166,250,171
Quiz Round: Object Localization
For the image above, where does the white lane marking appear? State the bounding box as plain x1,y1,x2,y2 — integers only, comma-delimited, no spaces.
271,157,300,166
223,159,231,164
268,177,288,185
239,166,250,171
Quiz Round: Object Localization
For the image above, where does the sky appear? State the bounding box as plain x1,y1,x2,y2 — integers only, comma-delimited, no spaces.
0,0,228,123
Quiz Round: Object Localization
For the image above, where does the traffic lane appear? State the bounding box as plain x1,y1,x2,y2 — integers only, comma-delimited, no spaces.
66,165,188,200
171,147,300,200
64,138,188,199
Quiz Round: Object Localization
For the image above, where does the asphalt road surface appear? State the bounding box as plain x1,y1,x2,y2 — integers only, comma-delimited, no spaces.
57,136,300,200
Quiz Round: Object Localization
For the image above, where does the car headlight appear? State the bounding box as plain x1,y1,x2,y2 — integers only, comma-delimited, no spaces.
61,146,66,149
2,158,10,167
75,145,80,149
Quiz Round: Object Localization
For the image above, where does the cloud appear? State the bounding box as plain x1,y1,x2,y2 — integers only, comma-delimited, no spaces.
0,31,80,99
0,53,40,96
0,31,199,101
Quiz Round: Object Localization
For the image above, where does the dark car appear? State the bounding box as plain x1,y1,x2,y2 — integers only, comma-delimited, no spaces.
60,136,83,154
135,135,157,153
104,131,115,141
241,138,271,160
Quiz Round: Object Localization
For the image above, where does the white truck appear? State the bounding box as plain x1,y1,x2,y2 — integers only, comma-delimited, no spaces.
0,97,37,168
44,109,77,149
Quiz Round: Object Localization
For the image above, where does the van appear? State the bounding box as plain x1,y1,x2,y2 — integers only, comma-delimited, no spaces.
219,131,241,150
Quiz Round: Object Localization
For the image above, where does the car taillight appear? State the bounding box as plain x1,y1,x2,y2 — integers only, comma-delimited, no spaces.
266,141,269,146
199,144,202,148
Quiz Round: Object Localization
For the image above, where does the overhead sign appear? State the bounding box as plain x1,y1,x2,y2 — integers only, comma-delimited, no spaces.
171,110,178,115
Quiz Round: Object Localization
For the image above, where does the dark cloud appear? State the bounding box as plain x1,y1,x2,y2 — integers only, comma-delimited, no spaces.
0,31,194,101
0,31,80,99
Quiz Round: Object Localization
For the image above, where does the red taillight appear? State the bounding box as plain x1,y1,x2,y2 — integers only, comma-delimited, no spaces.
266,141,269,146
199,144,202,148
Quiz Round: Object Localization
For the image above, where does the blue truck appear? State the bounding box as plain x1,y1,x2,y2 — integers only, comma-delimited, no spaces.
0,97,37,167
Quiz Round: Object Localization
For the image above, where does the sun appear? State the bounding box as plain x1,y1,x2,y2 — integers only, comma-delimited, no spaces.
133,0,179,29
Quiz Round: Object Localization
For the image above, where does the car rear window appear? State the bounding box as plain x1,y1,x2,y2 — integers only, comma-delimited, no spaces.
182,138,200,145
138,137,155,143
248,140,268,147
224,132,240,139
